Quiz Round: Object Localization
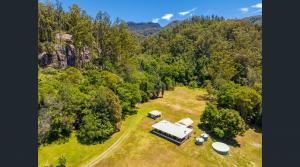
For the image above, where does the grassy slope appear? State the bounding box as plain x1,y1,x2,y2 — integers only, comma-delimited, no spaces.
38,104,149,167
38,87,262,167
94,87,262,167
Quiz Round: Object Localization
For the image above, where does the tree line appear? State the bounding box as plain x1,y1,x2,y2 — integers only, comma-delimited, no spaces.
38,1,262,144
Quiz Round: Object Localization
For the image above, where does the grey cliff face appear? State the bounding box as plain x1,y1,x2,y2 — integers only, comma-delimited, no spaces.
38,33,92,68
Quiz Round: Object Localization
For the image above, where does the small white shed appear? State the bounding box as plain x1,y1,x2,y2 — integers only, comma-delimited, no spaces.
148,110,162,119
177,118,193,127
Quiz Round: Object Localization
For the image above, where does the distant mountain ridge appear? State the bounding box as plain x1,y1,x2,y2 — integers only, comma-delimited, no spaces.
127,15,261,36
127,22,161,36
242,15,262,25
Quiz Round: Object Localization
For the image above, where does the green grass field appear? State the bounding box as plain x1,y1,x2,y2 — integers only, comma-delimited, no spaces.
38,87,262,167
94,87,262,167
38,103,149,167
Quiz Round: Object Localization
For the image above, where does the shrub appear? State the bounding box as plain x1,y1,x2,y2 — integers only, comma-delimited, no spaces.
217,81,262,125
77,112,115,144
188,80,198,88
201,104,246,139
56,155,67,167
77,86,122,144
164,77,175,90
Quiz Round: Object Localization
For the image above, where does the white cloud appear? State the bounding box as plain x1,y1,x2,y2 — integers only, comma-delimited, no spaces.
152,18,160,23
251,9,262,14
161,13,174,20
179,11,190,16
179,8,197,16
251,3,262,9
240,7,249,13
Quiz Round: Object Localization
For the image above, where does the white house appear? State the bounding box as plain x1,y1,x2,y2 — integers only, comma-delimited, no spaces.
151,120,193,144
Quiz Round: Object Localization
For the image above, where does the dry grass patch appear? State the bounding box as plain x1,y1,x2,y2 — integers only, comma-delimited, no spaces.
94,87,262,167
39,87,261,167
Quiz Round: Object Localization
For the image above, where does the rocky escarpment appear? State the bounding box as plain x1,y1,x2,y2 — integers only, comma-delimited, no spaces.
38,33,92,68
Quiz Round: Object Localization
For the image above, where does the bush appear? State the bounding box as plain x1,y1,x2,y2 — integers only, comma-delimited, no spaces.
56,155,67,167
77,112,115,144
164,77,175,90
48,112,75,143
117,83,142,116
204,80,214,94
117,83,142,107
188,80,198,88
201,104,246,139
77,86,122,144
217,81,262,125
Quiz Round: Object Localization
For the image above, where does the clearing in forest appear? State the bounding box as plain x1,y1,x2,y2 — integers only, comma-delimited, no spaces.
38,87,262,167
93,87,262,167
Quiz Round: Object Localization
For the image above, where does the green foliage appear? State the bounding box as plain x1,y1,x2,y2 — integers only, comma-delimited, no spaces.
117,83,142,116
77,86,122,144
217,82,262,124
56,154,67,167
89,86,122,129
164,77,175,90
77,112,115,144
38,2,262,144
188,80,198,88
48,111,75,143
201,104,246,139
57,67,84,85
67,4,94,51
204,80,214,94
38,68,123,145
38,2,56,43
82,70,123,92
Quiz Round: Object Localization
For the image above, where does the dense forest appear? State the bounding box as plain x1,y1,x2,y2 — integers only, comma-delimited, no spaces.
38,1,262,145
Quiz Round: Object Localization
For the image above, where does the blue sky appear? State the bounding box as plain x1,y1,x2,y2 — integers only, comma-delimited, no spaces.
41,0,262,26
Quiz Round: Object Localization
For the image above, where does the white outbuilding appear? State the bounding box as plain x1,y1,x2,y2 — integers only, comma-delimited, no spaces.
148,110,162,119
212,142,230,155
176,118,194,128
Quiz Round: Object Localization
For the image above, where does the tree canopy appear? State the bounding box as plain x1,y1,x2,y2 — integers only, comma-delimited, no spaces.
201,104,246,139
38,1,261,145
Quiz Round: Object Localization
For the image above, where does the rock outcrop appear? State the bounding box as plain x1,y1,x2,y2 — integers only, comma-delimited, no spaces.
38,33,92,68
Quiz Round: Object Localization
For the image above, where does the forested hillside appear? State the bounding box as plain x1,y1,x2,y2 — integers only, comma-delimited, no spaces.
38,1,262,146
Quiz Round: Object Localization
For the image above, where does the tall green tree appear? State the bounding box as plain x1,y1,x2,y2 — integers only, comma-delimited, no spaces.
201,104,246,139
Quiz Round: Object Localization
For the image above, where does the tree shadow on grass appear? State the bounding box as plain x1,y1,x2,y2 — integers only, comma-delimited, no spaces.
77,134,112,145
197,123,241,148
196,94,205,101
196,94,217,103
248,124,262,133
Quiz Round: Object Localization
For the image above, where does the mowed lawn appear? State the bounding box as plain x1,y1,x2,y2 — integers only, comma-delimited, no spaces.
94,87,262,167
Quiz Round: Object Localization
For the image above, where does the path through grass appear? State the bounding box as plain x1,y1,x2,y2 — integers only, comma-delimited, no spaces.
94,87,262,167
39,87,262,167
38,102,149,167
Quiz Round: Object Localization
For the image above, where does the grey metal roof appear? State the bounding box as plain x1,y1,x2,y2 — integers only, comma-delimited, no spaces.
152,120,193,139
177,118,193,126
